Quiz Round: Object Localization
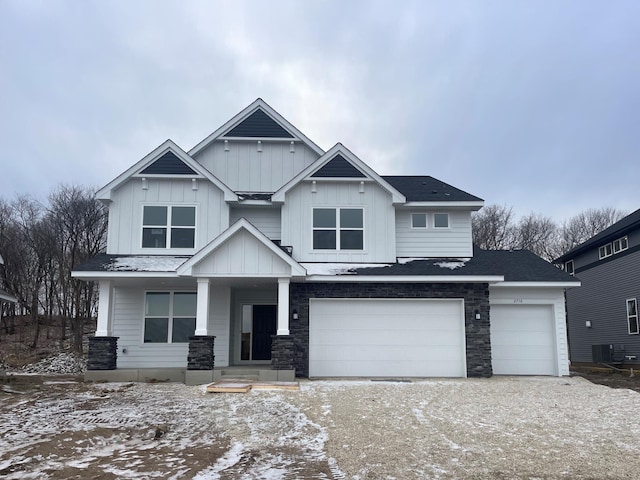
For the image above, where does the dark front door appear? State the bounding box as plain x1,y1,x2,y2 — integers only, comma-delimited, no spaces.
251,305,277,361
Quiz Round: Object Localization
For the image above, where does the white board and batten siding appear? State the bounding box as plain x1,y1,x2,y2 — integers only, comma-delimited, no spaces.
193,141,320,192
395,210,473,258
281,181,396,263
309,298,466,378
107,178,229,255
191,229,292,276
229,207,281,241
489,286,569,376
113,286,231,369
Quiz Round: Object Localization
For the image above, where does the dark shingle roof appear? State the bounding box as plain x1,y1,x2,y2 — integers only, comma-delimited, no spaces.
555,207,640,263
354,248,574,282
382,176,483,202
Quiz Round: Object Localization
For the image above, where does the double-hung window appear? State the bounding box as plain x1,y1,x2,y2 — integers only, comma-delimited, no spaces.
313,208,364,250
627,298,638,335
144,292,197,343
142,206,196,249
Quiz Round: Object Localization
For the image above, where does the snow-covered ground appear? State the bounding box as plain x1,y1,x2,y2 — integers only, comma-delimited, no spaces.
1,376,640,479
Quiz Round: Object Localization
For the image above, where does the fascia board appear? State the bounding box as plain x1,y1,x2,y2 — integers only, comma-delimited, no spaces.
402,201,485,210
272,143,406,204
493,281,582,288
304,275,504,283
188,98,325,157
71,271,179,279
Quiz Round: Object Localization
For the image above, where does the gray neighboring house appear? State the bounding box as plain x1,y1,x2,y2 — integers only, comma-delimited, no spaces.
555,208,640,364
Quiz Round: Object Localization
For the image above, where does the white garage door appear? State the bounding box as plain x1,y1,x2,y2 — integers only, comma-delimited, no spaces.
309,298,466,377
491,304,556,375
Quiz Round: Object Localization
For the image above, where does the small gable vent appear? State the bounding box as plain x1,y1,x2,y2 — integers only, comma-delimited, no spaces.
223,109,294,138
311,154,367,178
139,151,197,175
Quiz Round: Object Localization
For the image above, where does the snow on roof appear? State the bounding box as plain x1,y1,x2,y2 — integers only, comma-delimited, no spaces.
301,263,392,275
109,256,188,272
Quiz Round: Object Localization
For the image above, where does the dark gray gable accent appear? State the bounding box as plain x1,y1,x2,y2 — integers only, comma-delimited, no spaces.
311,154,366,178
223,109,294,138
139,151,197,175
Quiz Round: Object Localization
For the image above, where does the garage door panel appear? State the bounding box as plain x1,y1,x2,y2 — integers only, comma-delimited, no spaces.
309,299,466,377
491,304,556,375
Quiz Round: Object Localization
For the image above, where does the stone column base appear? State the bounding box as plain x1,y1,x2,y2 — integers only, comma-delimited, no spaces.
271,335,295,371
188,335,216,370
87,336,118,370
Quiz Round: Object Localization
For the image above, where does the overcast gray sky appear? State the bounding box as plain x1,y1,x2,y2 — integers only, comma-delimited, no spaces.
1,0,639,221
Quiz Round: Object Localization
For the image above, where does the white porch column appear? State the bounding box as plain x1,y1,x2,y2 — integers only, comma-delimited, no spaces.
277,277,290,335
195,278,210,336
95,280,113,337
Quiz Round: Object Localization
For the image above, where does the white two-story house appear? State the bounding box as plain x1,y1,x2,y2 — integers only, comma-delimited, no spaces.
73,99,579,384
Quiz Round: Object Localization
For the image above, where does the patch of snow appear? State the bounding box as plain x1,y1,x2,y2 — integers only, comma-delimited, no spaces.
18,352,86,375
109,256,188,272
302,263,392,275
433,260,467,270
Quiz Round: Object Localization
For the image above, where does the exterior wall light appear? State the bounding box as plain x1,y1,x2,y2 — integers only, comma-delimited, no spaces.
475,310,481,320
292,310,299,320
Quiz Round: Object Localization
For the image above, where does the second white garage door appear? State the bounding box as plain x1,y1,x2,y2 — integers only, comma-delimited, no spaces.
309,298,466,377
491,304,557,375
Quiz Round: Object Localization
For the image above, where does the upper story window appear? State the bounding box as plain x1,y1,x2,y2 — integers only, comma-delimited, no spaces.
142,206,196,249
434,213,449,229
313,207,364,250
627,298,638,335
411,213,427,229
599,235,628,259
564,260,574,276
144,291,196,343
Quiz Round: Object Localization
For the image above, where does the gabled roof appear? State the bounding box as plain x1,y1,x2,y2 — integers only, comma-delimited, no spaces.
189,98,325,157
96,140,237,202
176,218,306,277
555,207,640,263
383,176,484,206
272,143,406,204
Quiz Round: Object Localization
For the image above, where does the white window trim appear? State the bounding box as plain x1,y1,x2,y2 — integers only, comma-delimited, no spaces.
599,243,613,259
141,204,197,250
564,260,574,276
312,207,365,251
627,298,638,335
410,213,428,229
142,290,197,344
613,236,629,254
433,212,450,229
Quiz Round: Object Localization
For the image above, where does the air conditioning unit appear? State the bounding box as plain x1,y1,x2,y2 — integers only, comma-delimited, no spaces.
592,344,625,363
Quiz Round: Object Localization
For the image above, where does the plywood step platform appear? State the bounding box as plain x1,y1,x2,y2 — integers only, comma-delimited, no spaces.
206,380,299,393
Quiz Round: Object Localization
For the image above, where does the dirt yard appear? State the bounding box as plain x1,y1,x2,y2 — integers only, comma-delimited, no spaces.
2,374,640,479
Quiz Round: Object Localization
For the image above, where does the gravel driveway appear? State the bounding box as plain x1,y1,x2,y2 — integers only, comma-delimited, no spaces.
1,375,639,479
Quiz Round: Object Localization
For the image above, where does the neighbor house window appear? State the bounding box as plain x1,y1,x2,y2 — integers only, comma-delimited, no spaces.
144,292,197,343
627,298,638,335
433,213,449,229
313,208,364,250
142,206,196,248
411,213,427,228
599,243,613,259
613,236,629,254
564,260,574,276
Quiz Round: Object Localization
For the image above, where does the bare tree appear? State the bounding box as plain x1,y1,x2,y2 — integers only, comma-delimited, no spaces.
472,205,517,250
558,207,627,255
513,213,559,261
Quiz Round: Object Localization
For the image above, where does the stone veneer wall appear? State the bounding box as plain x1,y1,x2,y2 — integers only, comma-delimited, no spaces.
271,335,295,370
87,336,118,370
289,282,492,378
187,336,216,370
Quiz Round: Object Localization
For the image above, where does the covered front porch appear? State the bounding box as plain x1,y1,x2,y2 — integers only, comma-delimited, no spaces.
76,219,306,384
